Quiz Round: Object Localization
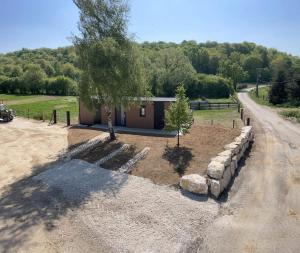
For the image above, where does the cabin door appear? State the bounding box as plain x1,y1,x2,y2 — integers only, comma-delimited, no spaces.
94,108,101,124
154,102,164,129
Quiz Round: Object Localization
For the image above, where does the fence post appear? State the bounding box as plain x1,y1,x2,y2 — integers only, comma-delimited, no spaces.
238,103,241,113
246,117,251,126
233,120,235,128
240,108,244,120
27,108,29,119
66,111,70,126
42,111,45,122
53,110,57,124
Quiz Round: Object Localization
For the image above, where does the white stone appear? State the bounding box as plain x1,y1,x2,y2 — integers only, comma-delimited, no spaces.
230,160,236,176
220,166,232,192
224,142,240,154
232,155,238,168
235,135,247,145
210,179,221,198
211,155,231,167
237,150,243,162
218,150,233,158
180,174,208,195
207,161,225,180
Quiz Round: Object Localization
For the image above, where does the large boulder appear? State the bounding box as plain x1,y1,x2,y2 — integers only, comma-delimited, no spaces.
224,142,240,154
180,174,208,195
207,161,225,180
218,150,233,158
210,179,221,198
211,155,231,167
220,166,232,192
230,159,237,176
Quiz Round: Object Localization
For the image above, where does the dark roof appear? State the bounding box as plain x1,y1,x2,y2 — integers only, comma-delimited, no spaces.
89,96,176,102
139,97,176,102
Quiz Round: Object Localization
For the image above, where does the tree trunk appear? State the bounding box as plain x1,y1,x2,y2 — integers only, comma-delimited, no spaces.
177,130,180,148
107,107,116,140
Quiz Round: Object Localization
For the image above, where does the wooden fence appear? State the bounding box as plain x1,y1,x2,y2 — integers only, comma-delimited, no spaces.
190,101,238,110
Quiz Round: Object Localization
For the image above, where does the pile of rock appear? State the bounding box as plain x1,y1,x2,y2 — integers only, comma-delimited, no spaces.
180,126,254,198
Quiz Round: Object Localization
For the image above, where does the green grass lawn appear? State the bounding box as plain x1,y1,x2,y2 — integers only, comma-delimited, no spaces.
191,97,234,103
0,94,40,101
10,96,78,123
279,110,300,123
193,108,242,128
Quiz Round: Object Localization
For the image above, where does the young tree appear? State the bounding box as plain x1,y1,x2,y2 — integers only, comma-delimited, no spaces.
165,84,193,147
73,0,147,140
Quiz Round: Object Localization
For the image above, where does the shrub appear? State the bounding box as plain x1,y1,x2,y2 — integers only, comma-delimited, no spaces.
185,74,233,99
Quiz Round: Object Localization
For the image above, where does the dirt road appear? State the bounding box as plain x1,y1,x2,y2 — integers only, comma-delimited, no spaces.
0,118,68,187
200,92,300,253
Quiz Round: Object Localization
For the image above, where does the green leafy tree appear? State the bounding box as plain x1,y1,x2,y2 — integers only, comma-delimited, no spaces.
73,0,147,140
165,84,193,147
22,64,46,94
269,70,288,104
218,60,248,90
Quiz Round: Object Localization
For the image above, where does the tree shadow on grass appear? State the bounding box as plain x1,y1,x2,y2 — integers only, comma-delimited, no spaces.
162,146,194,177
0,156,129,253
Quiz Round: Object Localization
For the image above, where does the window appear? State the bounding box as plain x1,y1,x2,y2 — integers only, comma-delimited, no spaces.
140,105,146,117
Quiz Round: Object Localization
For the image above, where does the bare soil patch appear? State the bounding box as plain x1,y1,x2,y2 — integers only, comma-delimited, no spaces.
121,124,239,186
70,123,239,186
67,127,104,149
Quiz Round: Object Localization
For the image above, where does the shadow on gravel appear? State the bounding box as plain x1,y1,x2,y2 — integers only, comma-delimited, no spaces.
0,158,128,253
218,141,254,203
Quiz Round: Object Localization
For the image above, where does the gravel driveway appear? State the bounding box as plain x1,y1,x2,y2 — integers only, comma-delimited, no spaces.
0,117,219,253
33,159,218,253
199,92,300,253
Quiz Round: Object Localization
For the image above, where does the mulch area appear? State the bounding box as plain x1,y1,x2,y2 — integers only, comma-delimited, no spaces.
101,145,139,171
73,139,122,163
67,123,240,186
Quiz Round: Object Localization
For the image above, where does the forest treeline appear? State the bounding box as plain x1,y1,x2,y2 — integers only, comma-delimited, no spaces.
0,41,300,98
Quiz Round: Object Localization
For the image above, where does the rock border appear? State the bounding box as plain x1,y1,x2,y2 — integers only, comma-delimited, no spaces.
94,144,130,166
118,147,150,173
65,133,110,160
180,126,254,198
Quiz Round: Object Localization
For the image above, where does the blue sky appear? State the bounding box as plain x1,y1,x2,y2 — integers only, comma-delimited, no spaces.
0,0,300,55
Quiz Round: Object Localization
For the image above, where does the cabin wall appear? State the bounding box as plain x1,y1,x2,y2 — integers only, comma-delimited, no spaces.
125,102,154,129
79,99,95,125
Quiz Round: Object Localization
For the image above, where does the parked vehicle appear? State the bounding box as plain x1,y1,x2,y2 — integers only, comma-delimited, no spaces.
0,104,14,122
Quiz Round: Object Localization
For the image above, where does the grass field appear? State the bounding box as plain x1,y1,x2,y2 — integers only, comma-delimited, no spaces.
0,94,79,123
279,110,300,123
248,87,300,123
193,108,242,128
0,94,40,102
191,97,234,103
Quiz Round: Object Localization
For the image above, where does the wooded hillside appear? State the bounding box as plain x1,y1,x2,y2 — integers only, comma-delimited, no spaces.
1,41,299,98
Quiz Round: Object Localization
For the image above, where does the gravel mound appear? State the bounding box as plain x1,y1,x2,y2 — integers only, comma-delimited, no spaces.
34,159,219,253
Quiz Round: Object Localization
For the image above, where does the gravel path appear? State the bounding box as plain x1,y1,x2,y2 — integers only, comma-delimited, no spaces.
35,159,219,253
199,92,300,253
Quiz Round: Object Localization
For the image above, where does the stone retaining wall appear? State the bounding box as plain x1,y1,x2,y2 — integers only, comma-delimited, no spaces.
180,126,254,198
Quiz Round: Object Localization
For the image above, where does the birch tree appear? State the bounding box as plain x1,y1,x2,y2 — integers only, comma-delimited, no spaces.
73,0,147,139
